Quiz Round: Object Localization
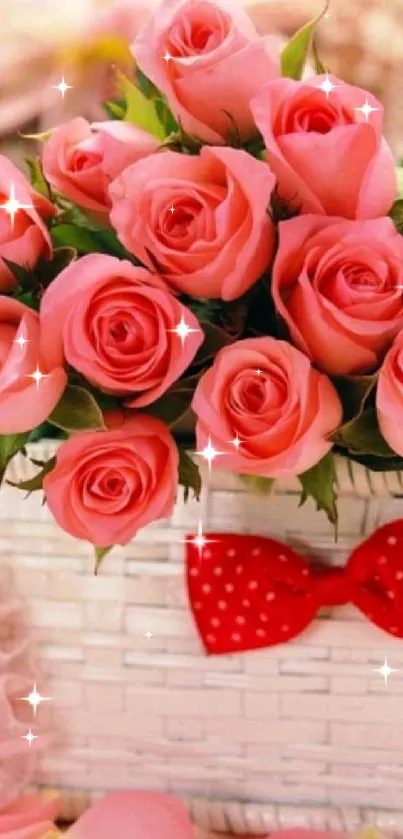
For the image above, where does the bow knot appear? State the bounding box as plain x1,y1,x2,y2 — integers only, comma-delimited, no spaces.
186,522,403,654
312,567,353,607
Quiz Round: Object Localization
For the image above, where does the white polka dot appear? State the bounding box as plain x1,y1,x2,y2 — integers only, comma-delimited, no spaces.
202,584,211,594
281,624,289,632
260,613,268,623
236,565,243,574
204,550,212,559
225,583,234,593
396,571,403,581
279,554,288,562
378,556,387,565
231,633,241,642
388,536,398,546
256,628,266,638
227,548,236,557
388,590,395,600
211,617,221,628
206,634,216,643
190,568,199,577
242,599,251,608
218,600,227,610
213,566,223,576
236,615,246,625
194,602,202,610
266,591,276,602
248,580,258,590
252,547,261,556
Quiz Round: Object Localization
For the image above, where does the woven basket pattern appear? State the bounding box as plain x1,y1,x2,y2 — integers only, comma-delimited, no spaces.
2,444,403,834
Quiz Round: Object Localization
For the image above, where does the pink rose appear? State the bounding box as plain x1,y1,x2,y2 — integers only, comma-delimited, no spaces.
0,793,60,839
0,297,66,434
65,791,193,839
132,0,280,143
376,331,403,457
272,215,403,376
0,156,54,292
42,117,159,213
192,336,342,477
40,253,202,406
43,413,179,546
251,75,397,218
109,146,275,300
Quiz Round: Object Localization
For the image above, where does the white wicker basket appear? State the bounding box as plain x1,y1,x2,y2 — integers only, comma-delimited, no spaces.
2,442,403,835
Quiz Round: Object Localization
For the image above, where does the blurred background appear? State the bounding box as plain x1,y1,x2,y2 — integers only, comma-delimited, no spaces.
1,0,403,163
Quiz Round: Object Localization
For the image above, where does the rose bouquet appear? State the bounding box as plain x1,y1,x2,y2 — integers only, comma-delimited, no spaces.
1,0,403,560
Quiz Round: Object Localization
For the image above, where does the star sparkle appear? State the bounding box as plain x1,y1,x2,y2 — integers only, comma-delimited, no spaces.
28,366,48,389
373,657,398,685
317,73,339,99
53,77,73,98
196,437,223,471
230,435,242,452
20,683,52,717
163,51,172,62
143,631,154,639
184,521,217,558
169,315,200,345
22,729,38,746
14,332,29,350
0,184,33,230
169,205,175,214
355,97,379,121
255,369,263,376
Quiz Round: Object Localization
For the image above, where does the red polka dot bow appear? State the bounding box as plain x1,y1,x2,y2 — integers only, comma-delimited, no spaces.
186,521,403,654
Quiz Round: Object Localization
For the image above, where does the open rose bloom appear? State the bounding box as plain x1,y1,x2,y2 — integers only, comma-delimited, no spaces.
0,0,402,554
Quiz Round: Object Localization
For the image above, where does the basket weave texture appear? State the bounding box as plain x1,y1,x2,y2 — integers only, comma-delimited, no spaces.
2,443,403,835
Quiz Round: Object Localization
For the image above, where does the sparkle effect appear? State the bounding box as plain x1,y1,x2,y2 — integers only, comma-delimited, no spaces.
163,51,172,62
0,184,33,229
196,437,224,471
14,332,29,350
169,205,175,214
317,73,339,99
22,729,38,747
355,97,379,121
255,369,263,376
53,77,73,98
28,366,48,389
169,315,200,345
20,683,52,717
184,521,217,559
143,631,154,640
230,435,242,452
373,657,398,684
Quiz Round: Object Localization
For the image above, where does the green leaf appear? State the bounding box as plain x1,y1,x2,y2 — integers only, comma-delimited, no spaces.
0,433,30,484
396,166,403,198
298,451,338,529
332,373,377,422
51,223,103,254
2,258,33,291
178,449,202,502
7,456,56,492
147,389,194,428
94,545,113,574
331,408,395,458
336,449,403,473
117,70,165,140
193,321,234,367
389,198,403,234
25,157,52,199
102,99,126,120
312,37,326,74
135,67,160,100
240,475,275,495
49,386,106,433
281,0,329,79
